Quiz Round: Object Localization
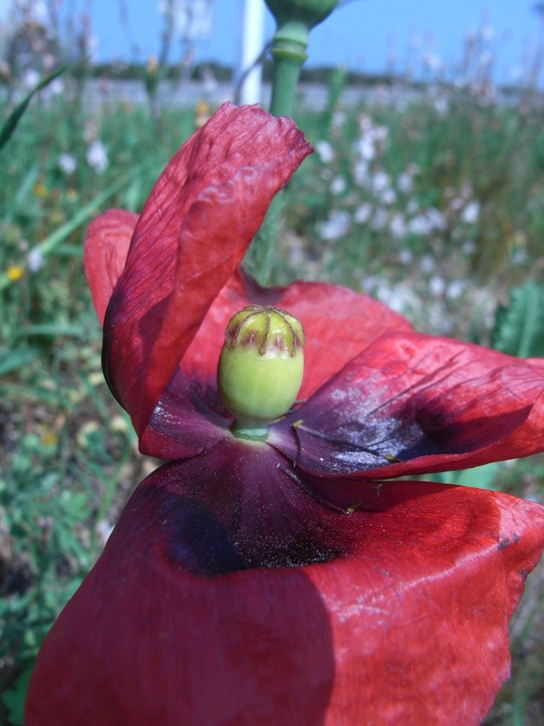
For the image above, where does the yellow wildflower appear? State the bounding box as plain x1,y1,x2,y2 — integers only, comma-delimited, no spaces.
6,265,25,281
33,182,48,197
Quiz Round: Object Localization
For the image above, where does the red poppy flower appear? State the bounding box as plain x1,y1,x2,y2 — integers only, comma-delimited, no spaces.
26,104,544,726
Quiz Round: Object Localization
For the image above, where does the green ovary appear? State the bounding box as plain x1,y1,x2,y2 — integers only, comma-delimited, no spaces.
217,305,305,435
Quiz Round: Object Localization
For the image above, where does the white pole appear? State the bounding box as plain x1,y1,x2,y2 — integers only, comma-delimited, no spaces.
240,0,266,106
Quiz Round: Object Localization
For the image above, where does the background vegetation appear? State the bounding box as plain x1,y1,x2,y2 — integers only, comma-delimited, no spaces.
2,11,544,726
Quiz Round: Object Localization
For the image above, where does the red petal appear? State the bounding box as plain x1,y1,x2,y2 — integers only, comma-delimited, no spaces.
102,104,312,437
83,209,138,325
271,331,544,478
138,368,230,459
181,269,413,398
26,441,544,725
309,483,544,724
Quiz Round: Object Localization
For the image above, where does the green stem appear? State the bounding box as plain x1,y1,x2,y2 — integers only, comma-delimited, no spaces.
269,22,308,117
245,22,308,284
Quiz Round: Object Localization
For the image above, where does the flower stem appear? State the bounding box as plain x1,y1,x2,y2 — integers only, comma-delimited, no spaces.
244,23,309,284
269,21,308,118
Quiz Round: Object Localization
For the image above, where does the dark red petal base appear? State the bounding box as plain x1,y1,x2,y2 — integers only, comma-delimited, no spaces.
271,331,544,480
26,440,544,725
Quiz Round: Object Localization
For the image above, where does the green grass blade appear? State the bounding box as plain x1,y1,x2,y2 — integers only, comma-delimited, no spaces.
0,172,137,292
15,324,86,338
0,348,40,377
0,65,71,153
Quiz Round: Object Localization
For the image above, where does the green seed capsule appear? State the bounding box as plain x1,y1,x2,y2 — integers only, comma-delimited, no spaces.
217,305,305,437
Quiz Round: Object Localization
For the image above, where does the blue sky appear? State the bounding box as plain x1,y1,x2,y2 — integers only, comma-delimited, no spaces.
86,1,542,82
87,0,541,79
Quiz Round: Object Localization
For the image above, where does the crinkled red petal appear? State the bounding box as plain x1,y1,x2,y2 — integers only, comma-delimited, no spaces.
83,209,138,325
270,331,544,479
181,268,413,399
102,104,312,437
26,440,544,725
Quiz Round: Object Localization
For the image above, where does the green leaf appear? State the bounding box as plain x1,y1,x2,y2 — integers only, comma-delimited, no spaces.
0,348,40,377
59,491,89,519
1,662,35,726
0,65,71,153
491,281,544,358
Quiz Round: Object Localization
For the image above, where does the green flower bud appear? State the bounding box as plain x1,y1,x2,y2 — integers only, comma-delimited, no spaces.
218,305,305,438
264,0,339,31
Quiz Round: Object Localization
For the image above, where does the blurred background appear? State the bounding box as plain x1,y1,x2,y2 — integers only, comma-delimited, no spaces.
2,1,544,724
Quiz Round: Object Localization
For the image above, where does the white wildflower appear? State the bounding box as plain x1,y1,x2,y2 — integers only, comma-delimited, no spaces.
315,140,334,164
370,170,391,194
319,211,351,241
360,275,379,293
354,203,372,224
449,196,465,212
399,248,413,264
22,69,40,91
409,215,433,236
372,125,389,143
87,140,109,174
356,135,376,161
27,248,44,273
48,78,64,96
353,160,369,186
420,254,435,273
330,176,346,196
375,281,420,314
58,153,77,175
429,275,446,297
381,188,397,206
446,280,467,300
389,213,407,239
397,172,413,195
460,201,480,225
427,207,447,230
